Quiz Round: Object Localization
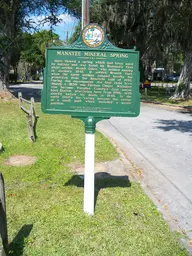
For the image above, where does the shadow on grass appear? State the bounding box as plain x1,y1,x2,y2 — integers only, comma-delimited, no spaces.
65,173,131,209
8,224,33,256
154,119,192,135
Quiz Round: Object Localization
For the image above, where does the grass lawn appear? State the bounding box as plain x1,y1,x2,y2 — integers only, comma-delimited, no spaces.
141,86,192,107
0,100,187,255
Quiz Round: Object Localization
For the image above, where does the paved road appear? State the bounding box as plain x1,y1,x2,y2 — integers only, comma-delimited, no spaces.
9,82,43,102
98,104,192,241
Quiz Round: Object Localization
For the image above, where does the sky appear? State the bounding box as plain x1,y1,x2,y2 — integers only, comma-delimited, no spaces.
28,13,79,41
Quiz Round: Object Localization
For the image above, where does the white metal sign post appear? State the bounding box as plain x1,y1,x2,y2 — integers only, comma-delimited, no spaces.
82,117,100,215
84,132,95,215
82,117,108,215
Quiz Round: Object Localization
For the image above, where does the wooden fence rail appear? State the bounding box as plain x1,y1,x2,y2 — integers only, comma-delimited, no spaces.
18,92,38,142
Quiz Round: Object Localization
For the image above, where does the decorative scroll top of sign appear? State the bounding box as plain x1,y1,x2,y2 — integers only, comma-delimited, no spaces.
82,24,105,48
69,24,115,50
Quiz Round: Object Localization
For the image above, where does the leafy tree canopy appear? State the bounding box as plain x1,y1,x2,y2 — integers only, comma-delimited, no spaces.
1,0,192,98
20,30,62,69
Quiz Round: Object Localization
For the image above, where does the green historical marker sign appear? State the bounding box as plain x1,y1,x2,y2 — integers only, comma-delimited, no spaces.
41,24,140,121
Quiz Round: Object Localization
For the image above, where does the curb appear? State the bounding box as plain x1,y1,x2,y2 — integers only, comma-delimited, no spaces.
141,100,192,112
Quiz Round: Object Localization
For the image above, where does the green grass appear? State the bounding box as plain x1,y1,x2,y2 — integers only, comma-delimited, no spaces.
141,86,192,107
0,100,187,255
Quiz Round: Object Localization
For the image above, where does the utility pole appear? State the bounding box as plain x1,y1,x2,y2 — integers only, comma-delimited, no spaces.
82,0,89,29
66,31,68,43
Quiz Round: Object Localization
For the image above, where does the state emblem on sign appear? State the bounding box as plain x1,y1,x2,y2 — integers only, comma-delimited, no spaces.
82,24,105,48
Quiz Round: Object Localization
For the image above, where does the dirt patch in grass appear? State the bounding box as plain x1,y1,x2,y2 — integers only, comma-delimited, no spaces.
4,155,37,167
69,159,132,178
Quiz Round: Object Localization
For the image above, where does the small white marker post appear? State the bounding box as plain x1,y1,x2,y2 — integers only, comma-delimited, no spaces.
145,87,148,96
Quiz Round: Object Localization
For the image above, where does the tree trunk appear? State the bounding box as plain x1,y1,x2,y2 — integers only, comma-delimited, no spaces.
0,75,10,98
0,0,19,94
171,51,192,99
0,78,6,92
0,54,10,94
0,52,12,98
